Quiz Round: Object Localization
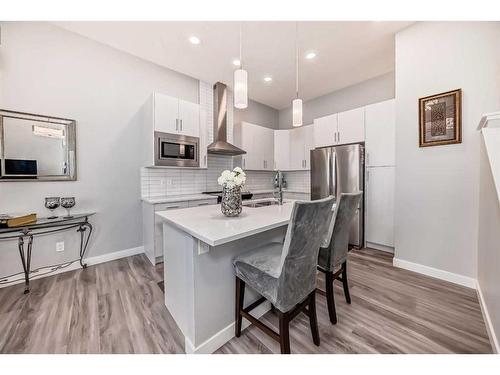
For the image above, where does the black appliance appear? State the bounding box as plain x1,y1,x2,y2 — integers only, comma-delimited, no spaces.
0,159,38,178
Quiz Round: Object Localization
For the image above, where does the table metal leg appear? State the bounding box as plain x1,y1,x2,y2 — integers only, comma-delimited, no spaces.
77,222,93,268
17,234,33,294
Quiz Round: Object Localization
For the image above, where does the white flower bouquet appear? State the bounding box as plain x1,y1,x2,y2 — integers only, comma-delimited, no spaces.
217,167,246,189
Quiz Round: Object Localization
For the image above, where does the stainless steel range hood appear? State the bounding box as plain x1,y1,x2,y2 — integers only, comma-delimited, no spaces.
207,82,246,156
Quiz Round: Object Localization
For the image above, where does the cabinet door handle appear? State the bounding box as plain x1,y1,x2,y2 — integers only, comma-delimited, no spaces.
176,119,179,131
243,158,245,168
180,119,183,132
334,132,337,143
197,202,210,206
338,131,340,144
166,205,180,210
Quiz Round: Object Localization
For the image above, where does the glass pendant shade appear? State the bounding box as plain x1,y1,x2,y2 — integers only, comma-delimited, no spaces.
234,68,248,109
292,98,303,127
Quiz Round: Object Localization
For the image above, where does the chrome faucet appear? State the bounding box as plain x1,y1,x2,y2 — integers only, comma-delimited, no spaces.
274,170,286,205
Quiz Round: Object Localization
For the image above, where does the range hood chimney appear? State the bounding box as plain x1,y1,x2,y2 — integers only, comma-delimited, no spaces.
207,82,246,156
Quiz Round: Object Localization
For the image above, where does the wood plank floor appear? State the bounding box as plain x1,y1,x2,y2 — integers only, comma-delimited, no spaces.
0,248,492,354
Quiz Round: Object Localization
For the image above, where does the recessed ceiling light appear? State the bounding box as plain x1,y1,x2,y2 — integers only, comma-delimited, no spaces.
232,59,241,67
305,51,316,60
189,36,200,45
263,76,273,82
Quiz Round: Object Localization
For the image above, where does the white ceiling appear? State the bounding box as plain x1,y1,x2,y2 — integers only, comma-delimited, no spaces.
54,21,413,109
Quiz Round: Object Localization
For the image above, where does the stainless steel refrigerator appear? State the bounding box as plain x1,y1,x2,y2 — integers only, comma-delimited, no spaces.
310,144,364,248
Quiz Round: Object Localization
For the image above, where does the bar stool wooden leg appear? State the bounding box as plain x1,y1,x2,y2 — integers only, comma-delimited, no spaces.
325,271,337,325
341,262,351,304
278,311,291,354
235,277,245,337
308,291,320,346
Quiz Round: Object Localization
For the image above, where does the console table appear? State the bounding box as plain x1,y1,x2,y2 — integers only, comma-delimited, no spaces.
0,213,95,294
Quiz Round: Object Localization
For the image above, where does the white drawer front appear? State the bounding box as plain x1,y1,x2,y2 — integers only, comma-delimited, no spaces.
188,198,218,207
154,201,189,211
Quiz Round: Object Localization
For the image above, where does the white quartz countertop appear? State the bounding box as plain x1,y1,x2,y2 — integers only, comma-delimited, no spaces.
156,201,296,246
142,194,217,204
252,189,310,195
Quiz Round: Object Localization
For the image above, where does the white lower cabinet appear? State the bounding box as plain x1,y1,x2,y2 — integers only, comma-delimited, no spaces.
143,198,217,265
365,166,395,250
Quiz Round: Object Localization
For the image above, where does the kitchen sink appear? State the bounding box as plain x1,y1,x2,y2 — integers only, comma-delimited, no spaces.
243,199,288,208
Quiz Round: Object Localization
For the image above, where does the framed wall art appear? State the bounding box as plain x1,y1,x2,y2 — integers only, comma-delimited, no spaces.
419,89,462,147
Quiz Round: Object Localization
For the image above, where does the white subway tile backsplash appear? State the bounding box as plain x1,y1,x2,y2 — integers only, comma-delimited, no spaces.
283,171,310,192
141,155,279,199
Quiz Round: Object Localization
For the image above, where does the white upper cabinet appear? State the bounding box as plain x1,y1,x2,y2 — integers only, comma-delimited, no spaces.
274,130,290,170
313,114,337,148
178,99,200,137
154,93,199,137
289,127,304,170
235,122,274,171
365,99,395,167
277,125,313,171
302,125,314,170
154,93,179,134
337,107,365,145
313,108,364,148
262,127,275,170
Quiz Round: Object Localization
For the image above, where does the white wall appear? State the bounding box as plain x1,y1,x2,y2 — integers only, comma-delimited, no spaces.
477,130,500,352
0,22,200,276
394,22,500,279
235,99,279,130
278,72,394,129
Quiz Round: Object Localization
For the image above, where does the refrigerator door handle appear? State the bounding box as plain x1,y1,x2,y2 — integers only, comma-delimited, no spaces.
330,150,336,198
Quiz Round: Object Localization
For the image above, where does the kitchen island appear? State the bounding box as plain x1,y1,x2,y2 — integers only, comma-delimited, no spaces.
156,200,295,354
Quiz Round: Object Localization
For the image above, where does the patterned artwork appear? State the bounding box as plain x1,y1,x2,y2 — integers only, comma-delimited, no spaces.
419,89,461,147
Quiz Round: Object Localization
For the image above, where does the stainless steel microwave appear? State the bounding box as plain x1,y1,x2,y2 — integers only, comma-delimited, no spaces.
154,131,199,167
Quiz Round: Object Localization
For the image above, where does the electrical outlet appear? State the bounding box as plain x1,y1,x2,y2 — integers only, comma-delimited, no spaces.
56,241,65,252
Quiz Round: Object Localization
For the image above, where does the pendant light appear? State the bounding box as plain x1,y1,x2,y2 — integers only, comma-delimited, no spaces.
292,22,303,127
234,23,248,109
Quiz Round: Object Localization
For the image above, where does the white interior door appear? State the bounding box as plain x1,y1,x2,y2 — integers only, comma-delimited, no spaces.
365,99,395,166
154,93,179,133
365,166,395,248
337,107,365,145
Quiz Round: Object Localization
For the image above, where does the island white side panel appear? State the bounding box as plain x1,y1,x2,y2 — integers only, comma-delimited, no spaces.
163,223,196,342
192,226,287,348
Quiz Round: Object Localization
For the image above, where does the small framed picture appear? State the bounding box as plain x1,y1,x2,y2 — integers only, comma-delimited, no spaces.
419,89,462,147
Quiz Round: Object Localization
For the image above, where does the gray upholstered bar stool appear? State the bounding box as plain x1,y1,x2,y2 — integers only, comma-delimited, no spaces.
233,196,335,354
317,192,363,325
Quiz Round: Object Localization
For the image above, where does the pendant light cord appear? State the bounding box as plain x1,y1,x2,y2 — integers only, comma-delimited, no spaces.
239,22,243,69
295,22,299,99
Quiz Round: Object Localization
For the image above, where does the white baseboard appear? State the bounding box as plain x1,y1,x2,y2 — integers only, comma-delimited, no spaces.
0,245,144,289
393,257,476,289
476,280,499,353
185,301,271,354
366,241,394,254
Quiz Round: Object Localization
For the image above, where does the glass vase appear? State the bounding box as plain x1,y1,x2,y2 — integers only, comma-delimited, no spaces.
221,186,242,217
